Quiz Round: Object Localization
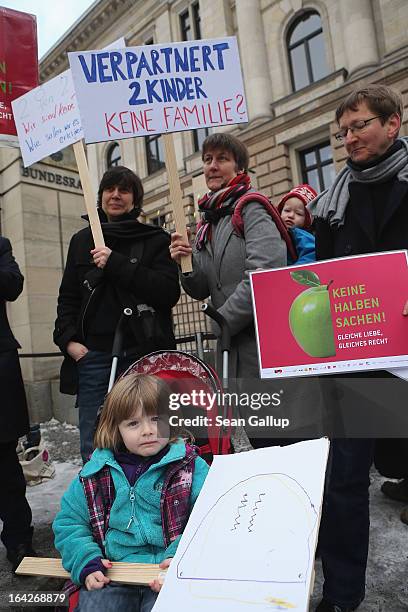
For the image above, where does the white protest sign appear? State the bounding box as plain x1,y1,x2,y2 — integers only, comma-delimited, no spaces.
154,439,329,612
68,37,248,144
12,38,126,167
12,71,82,166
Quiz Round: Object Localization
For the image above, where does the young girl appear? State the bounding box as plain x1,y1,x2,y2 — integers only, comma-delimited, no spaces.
53,374,209,612
277,184,317,264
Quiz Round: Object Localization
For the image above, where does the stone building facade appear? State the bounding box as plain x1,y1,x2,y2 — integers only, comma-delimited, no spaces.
0,0,407,421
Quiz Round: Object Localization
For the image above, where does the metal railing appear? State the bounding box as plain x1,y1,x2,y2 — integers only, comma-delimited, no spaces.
19,332,216,364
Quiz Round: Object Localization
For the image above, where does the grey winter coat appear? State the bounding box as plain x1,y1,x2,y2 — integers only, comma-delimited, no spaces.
181,200,287,378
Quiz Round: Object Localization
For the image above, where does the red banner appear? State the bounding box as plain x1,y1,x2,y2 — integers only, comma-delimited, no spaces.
0,6,38,141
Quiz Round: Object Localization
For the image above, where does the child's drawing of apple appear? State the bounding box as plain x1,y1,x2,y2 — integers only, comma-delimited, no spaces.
289,270,336,358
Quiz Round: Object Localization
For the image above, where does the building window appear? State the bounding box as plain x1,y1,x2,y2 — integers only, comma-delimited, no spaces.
193,127,209,153
145,135,165,175
192,2,201,38
299,141,335,192
180,2,201,41
151,213,166,227
106,142,121,168
287,11,329,92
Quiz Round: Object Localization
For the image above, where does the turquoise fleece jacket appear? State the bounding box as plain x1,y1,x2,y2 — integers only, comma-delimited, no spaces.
53,440,209,585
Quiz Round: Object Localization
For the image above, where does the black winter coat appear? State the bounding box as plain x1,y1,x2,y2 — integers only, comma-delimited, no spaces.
54,212,180,394
314,175,408,441
314,180,408,259
0,237,29,442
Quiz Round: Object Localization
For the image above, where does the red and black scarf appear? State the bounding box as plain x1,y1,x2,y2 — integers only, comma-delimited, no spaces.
196,173,251,249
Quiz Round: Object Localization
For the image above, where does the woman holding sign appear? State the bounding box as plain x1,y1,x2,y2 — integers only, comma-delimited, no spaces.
171,134,289,450
54,166,180,463
170,133,286,379
170,133,324,449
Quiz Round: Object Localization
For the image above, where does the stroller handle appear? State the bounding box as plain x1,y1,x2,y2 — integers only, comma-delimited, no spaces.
108,308,134,393
201,303,231,353
112,308,133,358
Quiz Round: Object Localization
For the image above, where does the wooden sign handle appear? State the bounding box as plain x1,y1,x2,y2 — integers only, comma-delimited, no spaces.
73,140,105,248
16,557,162,586
163,133,192,273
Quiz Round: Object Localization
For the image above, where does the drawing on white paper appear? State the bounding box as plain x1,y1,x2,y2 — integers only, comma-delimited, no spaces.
177,473,317,584
152,440,330,612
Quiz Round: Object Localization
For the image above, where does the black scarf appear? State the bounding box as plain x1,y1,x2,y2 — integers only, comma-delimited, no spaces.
81,208,164,291
82,208,164,241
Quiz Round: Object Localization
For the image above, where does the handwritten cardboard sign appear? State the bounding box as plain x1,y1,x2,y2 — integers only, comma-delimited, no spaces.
0,6,38,146
12,70,82,166
68,37,248,144
12,38,125,167
250,251,408,378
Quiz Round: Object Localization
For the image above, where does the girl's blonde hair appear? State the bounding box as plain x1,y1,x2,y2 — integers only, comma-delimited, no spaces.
94,373,192,451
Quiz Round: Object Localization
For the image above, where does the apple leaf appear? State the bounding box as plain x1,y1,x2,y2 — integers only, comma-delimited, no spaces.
290,270,321,286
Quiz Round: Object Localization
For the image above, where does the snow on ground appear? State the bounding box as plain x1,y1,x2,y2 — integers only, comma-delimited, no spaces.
311,469,408,611
40,418,82,467
0,420,407,610
25,462,80,523
0,421,81,611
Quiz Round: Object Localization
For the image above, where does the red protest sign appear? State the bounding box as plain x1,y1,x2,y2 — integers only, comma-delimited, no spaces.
0,6,38,142
250,251,408,378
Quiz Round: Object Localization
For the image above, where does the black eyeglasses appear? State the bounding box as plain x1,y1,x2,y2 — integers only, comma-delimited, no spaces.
335,116,383,142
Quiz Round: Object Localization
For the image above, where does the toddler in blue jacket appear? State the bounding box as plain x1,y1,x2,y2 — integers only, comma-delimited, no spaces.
277,184,317,264
53,373,209,612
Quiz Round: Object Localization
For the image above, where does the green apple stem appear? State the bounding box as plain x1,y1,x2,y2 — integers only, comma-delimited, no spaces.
326,280,334,290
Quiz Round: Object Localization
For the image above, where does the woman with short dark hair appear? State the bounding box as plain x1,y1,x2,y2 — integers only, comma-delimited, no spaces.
170,134,325,451
170,133,287,379
54,166,180,462
96,166,144,213
201,132,250,175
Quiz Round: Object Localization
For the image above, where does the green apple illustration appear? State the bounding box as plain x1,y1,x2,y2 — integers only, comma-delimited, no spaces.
289,270,336,358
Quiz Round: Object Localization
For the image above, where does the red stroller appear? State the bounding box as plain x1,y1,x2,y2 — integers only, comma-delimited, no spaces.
111,303,232,462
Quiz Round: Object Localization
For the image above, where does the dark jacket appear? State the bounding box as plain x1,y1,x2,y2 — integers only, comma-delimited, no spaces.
0,237,24,353
314,170,408,438
0,237,29,441
314,179,408,259
54,210,180,394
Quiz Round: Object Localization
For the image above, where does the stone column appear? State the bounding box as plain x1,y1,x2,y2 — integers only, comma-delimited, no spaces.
235,0,273,121
0,153,85,422
85,144,100,196
340,0,379,74
121,138,137,171
200,0,232,38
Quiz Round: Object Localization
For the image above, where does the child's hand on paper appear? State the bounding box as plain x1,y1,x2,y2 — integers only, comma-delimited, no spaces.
403,300,408,316
84,559,112,590
149,558,171,593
